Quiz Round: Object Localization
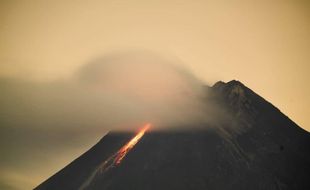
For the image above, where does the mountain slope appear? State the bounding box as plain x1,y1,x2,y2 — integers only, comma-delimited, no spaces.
35,80,310,190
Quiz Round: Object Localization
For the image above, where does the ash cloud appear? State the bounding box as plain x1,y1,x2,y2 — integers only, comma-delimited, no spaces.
74,52,215,129
0,51,220,189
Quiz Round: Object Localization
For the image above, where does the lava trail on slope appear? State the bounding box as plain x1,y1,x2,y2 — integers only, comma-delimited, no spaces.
79,123,151,190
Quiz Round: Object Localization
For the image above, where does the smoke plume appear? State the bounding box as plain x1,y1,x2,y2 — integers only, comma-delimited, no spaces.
0,51,219,189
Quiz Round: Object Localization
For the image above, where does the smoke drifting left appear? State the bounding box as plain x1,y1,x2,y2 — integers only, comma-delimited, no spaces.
0,51,222,189
74,51,214,130
1,51,211,133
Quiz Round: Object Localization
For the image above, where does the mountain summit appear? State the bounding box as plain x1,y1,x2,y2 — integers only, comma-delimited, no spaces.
35,80,310,190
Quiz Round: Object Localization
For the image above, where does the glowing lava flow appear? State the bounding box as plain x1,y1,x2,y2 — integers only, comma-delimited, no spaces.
115,123,151,165
79,123,151,190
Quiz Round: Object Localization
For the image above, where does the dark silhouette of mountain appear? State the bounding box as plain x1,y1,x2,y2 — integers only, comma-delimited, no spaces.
34,80,310,190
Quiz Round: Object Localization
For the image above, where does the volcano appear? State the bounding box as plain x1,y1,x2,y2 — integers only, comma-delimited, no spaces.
35,80,310,190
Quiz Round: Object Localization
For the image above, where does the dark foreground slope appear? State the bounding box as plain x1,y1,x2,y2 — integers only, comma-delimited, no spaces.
35,80,310,190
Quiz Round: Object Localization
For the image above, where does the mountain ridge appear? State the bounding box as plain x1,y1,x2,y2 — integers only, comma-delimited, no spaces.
34,80,310,190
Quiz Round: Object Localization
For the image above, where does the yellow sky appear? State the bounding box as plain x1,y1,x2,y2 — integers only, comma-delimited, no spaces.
0,0,310,123
1,0,309,128
0,1,310,189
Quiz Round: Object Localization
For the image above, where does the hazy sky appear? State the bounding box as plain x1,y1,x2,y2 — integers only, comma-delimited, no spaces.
1,0,310,189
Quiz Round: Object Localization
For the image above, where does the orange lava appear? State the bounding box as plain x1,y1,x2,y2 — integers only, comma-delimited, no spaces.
115,123,151,165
